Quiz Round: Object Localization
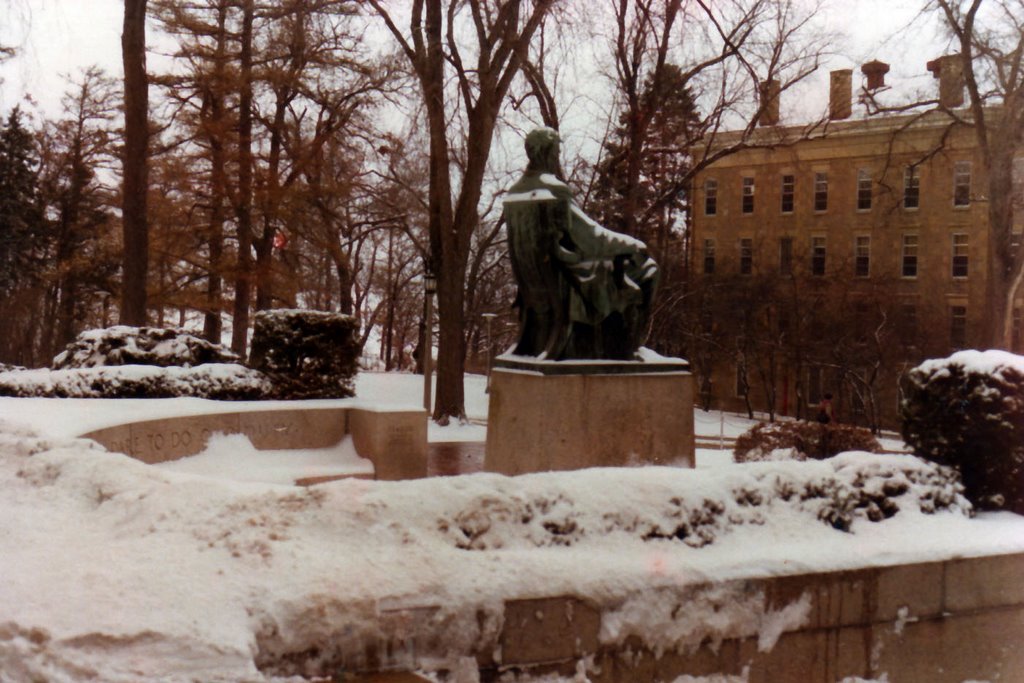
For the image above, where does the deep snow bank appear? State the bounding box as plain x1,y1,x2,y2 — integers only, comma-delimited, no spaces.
1,420,1022,681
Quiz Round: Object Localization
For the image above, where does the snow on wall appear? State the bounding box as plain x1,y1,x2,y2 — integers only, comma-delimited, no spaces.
3,409,1020,681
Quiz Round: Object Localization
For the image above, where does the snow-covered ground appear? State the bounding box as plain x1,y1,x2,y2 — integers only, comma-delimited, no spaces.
1,371,1022,682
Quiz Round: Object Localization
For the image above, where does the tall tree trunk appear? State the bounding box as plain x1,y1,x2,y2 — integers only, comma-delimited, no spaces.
202,2,229,344
987,147,1015,348
231,0,255,355
120,0,149,326
255,94,289,312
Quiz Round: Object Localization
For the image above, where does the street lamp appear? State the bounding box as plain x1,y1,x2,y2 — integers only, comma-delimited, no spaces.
423,271,437,414
482,312,498,392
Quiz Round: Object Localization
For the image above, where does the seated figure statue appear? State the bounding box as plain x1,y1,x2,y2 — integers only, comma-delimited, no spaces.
503,127,658,360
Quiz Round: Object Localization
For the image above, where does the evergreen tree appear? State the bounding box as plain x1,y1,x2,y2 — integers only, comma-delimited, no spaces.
590,63,699,260
0,107,44,293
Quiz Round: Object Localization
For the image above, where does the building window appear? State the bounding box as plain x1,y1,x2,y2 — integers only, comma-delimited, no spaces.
855,236,870,277
904,166,920,209
742,177,754,214
814,172,828,212
779,237,793,276
952,233,969,278
902,234,918,278
953,161,971,207
950,305,967,348
704,179,718,216
739,238,753,275
703,239,715,274
811,236,826,276
781,175,795,213
857,169,872,210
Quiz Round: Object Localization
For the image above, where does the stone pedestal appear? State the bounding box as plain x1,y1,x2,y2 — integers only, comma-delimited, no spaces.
484,357,695,475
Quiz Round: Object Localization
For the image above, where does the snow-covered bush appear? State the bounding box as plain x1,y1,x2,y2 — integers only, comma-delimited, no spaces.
901,350,1024,512
438,453,968,550
52,326,239,369
0,364,271,400
249,309,358,399
734,421,882,463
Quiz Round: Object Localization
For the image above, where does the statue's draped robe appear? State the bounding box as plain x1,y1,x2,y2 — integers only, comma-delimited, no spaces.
504,171,658,360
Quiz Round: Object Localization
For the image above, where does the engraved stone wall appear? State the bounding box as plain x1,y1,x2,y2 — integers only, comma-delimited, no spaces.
81,406,427,480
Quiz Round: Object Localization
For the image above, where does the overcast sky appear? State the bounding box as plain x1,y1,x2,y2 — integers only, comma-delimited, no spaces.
0,0,948,124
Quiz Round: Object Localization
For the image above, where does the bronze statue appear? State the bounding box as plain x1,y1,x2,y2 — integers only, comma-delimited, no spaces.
503,127,658,360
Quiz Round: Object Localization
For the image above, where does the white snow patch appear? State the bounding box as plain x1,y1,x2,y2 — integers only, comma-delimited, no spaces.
504,188,557,204
155,432,372,485
539,173,567,187
0,371,1019,680
757,591,812,652
915,349,1024,378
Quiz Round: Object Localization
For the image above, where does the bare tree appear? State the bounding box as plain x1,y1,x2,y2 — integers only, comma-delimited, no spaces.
230,0,255,355
120,0,150,326
864,0,1024,348
934,0,1024,348
366,0,554,423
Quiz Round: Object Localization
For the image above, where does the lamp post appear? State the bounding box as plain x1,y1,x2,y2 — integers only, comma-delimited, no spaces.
423,271,437,414
482,312,497,392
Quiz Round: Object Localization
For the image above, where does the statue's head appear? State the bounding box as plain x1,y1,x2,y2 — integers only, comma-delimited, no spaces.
525,127,560,173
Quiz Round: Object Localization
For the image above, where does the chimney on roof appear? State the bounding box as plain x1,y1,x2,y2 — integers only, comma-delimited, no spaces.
926,54,965,108
758,78,780,127
829,69,853,120
861,60,890,90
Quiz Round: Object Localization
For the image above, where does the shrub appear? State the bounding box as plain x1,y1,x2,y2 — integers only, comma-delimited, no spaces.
0,327,267,400
734,420,883,463
0,364,271,400
53,326,239,369
249,309,359,399
901,350,1024,513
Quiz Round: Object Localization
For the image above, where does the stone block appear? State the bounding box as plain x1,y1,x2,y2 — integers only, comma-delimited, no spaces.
239,408,346,450
82,424,133,457
500,597,600,665
84,405,429,481
874,560,943,622
109,413,241,464
765,572,864,630
744,630,831,683
944,552,1024,613
872,607,1024,682
485,366,695,475
349,408,428,481
765,562,945,632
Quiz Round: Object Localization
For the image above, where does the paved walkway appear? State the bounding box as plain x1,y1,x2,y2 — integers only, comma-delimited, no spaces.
427,441,486,476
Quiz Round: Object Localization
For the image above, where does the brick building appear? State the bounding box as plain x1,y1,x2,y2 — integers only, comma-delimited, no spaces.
688,66,1023,429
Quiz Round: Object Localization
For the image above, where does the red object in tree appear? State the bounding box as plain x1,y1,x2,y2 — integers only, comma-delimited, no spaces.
273,232,288,250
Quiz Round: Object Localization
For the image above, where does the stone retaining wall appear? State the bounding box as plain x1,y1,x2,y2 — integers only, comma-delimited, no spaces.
259,551,1024,682
81,406,428,481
